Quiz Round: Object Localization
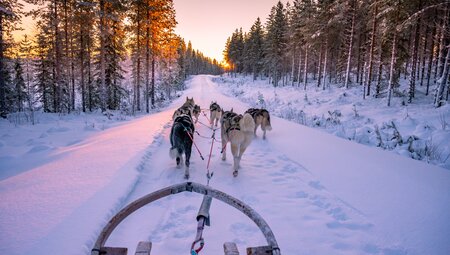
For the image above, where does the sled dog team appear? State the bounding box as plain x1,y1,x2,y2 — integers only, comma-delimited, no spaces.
170,97,272,179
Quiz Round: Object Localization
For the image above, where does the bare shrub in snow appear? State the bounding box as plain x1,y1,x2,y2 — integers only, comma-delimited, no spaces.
439,112,448,130
257,91,266,108
374,125,384,148
352,104,360,118
423,138,450,164
7,112,33,126
326,110,341,126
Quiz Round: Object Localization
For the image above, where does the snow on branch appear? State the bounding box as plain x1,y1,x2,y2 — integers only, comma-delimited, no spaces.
397,2,450,31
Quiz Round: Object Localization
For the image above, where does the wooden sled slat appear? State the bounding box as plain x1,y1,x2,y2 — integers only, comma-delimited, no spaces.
103,247,128,255
224,242,240,255
247,246,273,255
135,241,152,255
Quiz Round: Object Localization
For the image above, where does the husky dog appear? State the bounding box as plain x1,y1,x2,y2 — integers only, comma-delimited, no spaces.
209,101,222,127
170,113,195,179
172,106,191,120
183,97,195,114
172,97,196,120
245,108,272,139
220,109,255,177
192,104,201,123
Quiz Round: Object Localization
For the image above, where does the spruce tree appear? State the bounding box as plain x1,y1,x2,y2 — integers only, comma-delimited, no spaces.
265,1,287,87
13,56,26,112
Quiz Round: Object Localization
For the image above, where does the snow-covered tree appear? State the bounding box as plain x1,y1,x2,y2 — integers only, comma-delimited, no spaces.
0,0,23,117
265,1,287,87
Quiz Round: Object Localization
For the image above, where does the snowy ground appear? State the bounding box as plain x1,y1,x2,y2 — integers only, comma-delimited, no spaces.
214,75,450,170
1,75,449,255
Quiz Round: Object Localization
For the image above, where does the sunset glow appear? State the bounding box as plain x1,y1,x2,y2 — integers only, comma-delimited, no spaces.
173,0,287,61
13,0,286,62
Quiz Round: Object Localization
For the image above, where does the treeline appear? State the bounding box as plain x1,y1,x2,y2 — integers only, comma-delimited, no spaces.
0,0,223,118
223,0,450,107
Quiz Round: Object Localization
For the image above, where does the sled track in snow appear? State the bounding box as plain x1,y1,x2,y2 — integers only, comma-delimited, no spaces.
85,121,173,252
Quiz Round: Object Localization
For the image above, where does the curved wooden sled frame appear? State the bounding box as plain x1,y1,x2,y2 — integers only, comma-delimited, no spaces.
91,182,280,255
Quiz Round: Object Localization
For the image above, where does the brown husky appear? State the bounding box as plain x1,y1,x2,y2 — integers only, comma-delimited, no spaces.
209,101,222,127
245,108,272,139
220,109,255,177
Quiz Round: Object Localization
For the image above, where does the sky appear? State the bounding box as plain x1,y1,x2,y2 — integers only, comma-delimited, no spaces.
14,0,287,62
173,0,287,62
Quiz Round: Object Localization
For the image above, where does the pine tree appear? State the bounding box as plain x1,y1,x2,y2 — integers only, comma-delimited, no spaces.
265,1,287,87
13,55,26,112
74,0,95,112
19,34,37,123
34,23,53,112
1,0,23,117
366,0,379,95
246,17,265,80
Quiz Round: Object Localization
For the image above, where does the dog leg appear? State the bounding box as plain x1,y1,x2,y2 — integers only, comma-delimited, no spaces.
221,140,227,161
231,144,239,176
233,155,239,177
184,147,192,179
184,166,190,179
177,155,183,168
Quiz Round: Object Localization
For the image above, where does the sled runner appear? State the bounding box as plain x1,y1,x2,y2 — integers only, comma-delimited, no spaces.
91,182,280,255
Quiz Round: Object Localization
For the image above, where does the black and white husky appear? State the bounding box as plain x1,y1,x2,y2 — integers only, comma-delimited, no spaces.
245,108,272,139
220,109,255,177
209,101,222,127
170,113,195,179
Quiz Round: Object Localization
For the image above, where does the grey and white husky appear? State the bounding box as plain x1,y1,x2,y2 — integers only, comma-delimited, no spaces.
172,97,196,120
192,104,201,123
220,109,255,177
245,108,272,139
209,101,222,127
170,113,195,179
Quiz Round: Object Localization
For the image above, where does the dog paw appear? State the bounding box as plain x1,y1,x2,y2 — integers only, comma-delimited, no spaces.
233,171,238,177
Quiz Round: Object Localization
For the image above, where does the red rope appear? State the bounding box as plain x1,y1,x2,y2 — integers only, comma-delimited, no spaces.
202,111,211,125
185,129,204,160
206,134,215,170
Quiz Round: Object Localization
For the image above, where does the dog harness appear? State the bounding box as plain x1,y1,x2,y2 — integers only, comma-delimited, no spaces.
209,102,221,111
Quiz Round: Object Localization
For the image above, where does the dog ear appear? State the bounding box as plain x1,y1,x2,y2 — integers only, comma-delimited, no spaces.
231,108,233,113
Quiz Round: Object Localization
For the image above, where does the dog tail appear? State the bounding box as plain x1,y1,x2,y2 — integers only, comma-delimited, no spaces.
265,117,273,131
169,147,181,159
263,111,272,131
241,113,256,133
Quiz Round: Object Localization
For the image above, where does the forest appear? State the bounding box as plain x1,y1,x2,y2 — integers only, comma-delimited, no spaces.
223,0,450,108
0,0,223,119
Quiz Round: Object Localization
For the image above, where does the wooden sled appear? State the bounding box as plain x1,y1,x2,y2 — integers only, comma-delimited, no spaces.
91,182,280,255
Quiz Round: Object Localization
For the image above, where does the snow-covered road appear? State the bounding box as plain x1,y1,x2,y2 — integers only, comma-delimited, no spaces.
1,75,449,255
